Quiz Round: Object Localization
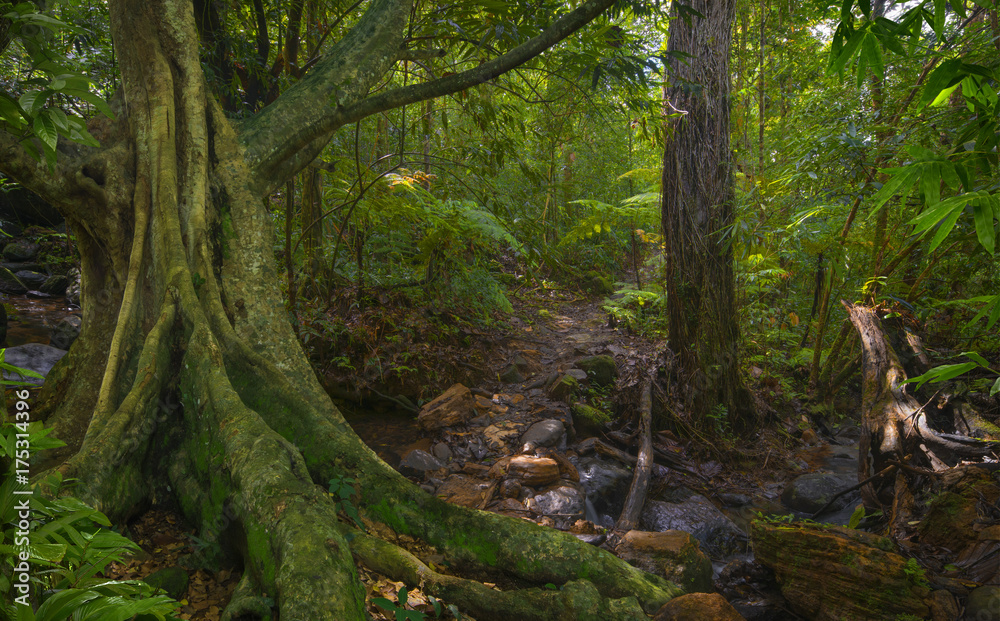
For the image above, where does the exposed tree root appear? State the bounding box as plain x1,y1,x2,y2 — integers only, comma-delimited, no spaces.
347,527,651,620
20,1,685,618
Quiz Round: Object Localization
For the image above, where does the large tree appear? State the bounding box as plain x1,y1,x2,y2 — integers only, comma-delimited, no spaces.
1,0,680,619
661,0,756,427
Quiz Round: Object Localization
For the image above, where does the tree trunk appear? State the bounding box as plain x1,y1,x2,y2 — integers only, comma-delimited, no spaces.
661,0,756,428
4,1,683,619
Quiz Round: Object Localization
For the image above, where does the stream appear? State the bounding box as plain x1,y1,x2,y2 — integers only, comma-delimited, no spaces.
4,294,77,347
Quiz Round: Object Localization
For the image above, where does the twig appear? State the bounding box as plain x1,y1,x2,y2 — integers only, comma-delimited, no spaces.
810,465,897,519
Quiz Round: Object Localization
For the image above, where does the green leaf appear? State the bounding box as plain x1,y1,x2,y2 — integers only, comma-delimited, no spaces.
0,94,25,128
859,32,883,87
932,0,946,38
905,362,978,389
972,199,996,254
848,504,865,529
870,165,921,212
373,598,398,613
918,163,940,205
60,88,115,119
831,27,866,76
991,376,1000,397
18,89,50,116
961,351,990,368
33,112,58,152
927,206,963,253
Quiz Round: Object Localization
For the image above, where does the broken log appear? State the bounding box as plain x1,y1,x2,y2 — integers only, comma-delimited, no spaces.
842,301,998,516
618,381,653,530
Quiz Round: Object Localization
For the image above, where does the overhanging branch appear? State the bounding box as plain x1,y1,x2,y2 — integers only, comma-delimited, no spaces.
335,0,616,128
243,0,615,194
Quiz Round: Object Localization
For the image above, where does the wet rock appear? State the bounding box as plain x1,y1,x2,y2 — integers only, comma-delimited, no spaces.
547,374,578,403
716,559,787,620
573,533,606,546
50,315,82,351
0,266,27,294
640,496,747,558
499,479,522,499
2,262,45,273
538,448,579,482
780,472,858,514
499,364,524,383
927,589,959,621
65,268,81,306
965,586,999,621
461,462,490,476
520,419,565,450
575,456,632,517
435,474,491,508
398,449,444,478
2,241,40,262
531,484,585,518
431,442,452,462
506,455,560,487
652,592,744,621
417,383,475,430
717,493,752,508
2,343,66,385
143,566,189,600
577,354,617,387
615,530,713,594
564,368,588,381
491,497,528,517
571,402,610,437
0,221,22,238
15,270,48,289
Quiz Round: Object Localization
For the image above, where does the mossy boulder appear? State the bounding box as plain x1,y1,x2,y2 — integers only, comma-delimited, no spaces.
548,374,579,403
2,241,40,262
577,355,618,387
584,270,615,295
615,530,714,594
571,402,611,437
917,467,999,552
0,267,27,294
40,274,69,295
652,592,745,621
143,566,189,599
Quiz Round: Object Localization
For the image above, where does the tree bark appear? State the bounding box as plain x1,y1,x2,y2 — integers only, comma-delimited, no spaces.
661,0,756,428
2,0,682,618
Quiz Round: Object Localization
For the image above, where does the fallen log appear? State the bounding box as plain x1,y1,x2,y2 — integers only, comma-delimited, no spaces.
618,382,653,530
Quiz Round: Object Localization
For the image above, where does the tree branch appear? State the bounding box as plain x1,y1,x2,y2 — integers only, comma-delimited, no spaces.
238,0,413,195
241,0,615,195
335,0,616,130
0,131,92,216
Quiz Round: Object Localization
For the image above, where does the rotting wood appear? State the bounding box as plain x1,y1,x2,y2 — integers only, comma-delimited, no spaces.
617,381,653,531
842,301,998,518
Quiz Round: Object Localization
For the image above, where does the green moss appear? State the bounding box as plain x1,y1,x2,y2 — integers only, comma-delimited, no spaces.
244,521,278,587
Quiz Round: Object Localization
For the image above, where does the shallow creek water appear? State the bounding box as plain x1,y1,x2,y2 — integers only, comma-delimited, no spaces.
4,294,77,346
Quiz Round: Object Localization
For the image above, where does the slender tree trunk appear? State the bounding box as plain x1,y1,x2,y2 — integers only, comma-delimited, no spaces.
662,0,756,427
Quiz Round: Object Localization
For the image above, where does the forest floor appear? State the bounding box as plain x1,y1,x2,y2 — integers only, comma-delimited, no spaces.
103,282,826,620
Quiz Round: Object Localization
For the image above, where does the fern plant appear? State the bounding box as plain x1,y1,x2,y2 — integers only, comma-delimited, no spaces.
1,409,181,621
